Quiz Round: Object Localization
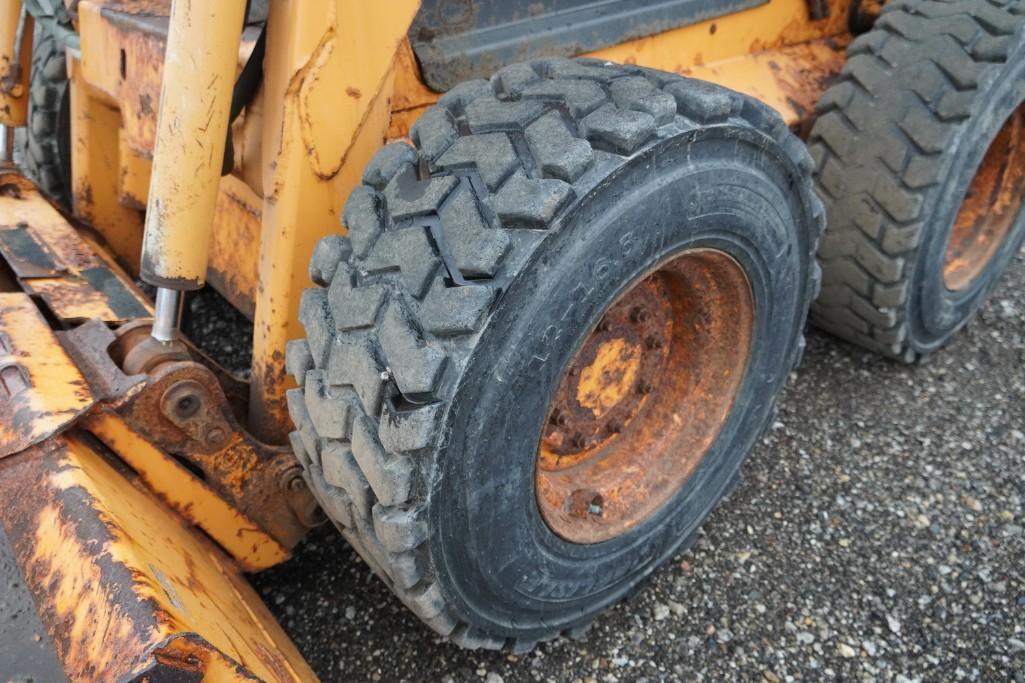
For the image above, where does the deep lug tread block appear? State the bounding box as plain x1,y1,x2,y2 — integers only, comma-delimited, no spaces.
520,79,608,118
438,184,510,277
363,142,419,191
285,339,313,385
494,172,573,228
309,234,352,286
525,111,594,182
343,185,384,258
435,134,519,191
363,228,441,298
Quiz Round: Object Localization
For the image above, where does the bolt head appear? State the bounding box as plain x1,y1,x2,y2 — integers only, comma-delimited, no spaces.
204,427,227,447
631,306,650,323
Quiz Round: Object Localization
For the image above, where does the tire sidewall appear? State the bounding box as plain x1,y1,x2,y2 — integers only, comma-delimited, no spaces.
428,128,813,638
910,40,1025,352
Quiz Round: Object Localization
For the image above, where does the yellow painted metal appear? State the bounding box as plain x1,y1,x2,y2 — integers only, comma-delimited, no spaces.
0,292,93,457
0,434,317,681
85,410,290,571
682,37,849,129
247,0,420,441
139,0,248,289
67,52,146,271
587,0,849,70
208,173,263,318
0,0,31,127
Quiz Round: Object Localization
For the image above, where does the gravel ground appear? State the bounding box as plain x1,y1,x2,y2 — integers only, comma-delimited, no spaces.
251,249,1025,682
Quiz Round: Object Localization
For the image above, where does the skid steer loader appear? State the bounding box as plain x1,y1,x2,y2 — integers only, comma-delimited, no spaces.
1,0,1023,678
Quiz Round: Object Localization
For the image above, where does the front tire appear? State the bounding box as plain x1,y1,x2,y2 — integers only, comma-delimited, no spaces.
286,59,823,649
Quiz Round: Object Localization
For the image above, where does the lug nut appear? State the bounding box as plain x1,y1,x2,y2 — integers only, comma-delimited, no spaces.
571,432,587,449
597,317,612,333
607,419,623,434
630,306,650,323
638,381,654,395
550,409,568,427
646,336,663,350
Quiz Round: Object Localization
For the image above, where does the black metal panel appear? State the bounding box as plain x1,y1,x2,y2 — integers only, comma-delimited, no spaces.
411,0,768,91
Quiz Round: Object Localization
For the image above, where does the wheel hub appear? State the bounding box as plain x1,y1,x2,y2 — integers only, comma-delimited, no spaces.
536,248,754,544
944,104,1025,291
540,278,671,466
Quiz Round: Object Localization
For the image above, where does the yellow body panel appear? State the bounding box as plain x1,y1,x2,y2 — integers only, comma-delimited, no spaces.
247,0,420,439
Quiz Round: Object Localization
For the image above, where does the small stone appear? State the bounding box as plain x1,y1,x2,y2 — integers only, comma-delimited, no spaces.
886,613,902,635
345,606,356,620
963,496,983,512
668,600,685,617
862,640,877,656
653,604,670,621
914,514,930,529
763,672,780,683
797,631,815,645
1008,638,1025,652
837,643,856,658
485,674,504,683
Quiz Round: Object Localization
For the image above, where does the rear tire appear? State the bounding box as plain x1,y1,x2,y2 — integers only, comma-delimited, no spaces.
22,19,72,207
810,0,1025,360
287,58,823,649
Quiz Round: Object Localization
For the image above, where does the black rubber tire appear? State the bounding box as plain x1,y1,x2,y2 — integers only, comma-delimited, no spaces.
22,20,72,206
286,58,824,650
810,0,1025,361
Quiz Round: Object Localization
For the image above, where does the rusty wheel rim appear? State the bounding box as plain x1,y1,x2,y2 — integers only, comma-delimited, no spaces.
943,105,1025,291
535,248,754,544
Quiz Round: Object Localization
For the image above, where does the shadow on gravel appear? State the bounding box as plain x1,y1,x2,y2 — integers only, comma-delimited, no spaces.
252,252,1025,683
